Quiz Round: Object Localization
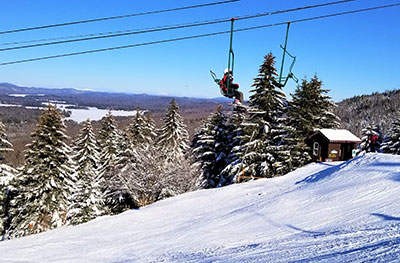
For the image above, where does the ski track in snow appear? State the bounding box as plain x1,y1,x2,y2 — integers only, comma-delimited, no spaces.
1,153,400,262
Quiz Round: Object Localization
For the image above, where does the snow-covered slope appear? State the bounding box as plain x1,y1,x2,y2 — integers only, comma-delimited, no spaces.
1,153,400,262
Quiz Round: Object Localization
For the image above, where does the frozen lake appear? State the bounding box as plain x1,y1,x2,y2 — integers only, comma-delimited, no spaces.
64,107,138,123
43,102,138,123
0,102,138,123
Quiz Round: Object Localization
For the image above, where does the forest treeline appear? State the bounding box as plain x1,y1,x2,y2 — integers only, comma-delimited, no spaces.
335,89,400,136
1,52,399,240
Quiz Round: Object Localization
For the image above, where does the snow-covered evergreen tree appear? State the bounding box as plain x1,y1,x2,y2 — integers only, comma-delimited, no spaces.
0,119,16,240
218,108,246,186
229,53,293,179
0,164,16,240
288,76,340,138
357,125,383,155
98,112,121,216
67,120,104,225
156,99,189,161
107,131,138,214
191,105,230,188
9,105,75,238
382,115,400,154
125,108,157,147
0,120,13,159
287,76,339,168
108,111,158,214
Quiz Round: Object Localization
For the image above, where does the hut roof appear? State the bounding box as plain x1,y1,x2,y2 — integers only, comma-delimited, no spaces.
310,129,361,143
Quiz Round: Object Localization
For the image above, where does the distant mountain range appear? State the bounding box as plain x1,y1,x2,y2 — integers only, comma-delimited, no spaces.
2,82,399,137
0,82,229,111
0,82,86,96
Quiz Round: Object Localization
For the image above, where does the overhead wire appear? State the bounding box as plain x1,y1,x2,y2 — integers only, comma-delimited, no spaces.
0,0,240,35
0,0,354,49
0,2,399,66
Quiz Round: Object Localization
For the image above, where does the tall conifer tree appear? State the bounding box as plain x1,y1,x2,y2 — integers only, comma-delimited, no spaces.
126,108,156,147
218,108,246,186
109,111,158,213
0,119,16,240
67,120,104,225
9,105,75,238
156,99,189,162
231,53,293,179
288,76,340,138
382,115,400,154
191,105,230,188
97,112,121,214
287,76,339,168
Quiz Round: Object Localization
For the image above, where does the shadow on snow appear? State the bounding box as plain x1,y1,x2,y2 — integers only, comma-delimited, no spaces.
371,213,400,221
295,157,360,185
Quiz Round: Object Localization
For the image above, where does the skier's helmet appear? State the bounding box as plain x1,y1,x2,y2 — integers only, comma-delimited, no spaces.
224,68,232,74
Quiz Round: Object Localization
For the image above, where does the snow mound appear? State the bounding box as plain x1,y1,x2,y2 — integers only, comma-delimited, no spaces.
1,153,400,262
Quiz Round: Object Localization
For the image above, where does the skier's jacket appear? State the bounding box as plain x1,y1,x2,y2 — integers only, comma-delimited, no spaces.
371,134,378,145
220,73,229,93
220,73,238,93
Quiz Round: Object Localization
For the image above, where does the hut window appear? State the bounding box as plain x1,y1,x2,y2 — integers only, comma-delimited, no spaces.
313,142,319,156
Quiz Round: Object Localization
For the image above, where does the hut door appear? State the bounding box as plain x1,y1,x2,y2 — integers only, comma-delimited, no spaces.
341,144,352,161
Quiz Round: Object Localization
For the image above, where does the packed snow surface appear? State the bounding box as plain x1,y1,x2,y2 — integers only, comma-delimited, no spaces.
1,153,400,262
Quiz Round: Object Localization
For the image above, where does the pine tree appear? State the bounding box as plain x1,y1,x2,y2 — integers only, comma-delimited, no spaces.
0,164,16,240
230,53,293,179
108,111,158,214
125,108,157,147
67,120,104,225
310,76,340,129
0,119,16,239
287,76,339,168
98,111,120,187
0,120,13,159
191,105,230,188
107,130,138,214
382,115,400,154
218,108,246,186
9,105,75,238
288,76,340,138
97,112,126,214
156,99,189,162
357,125,383,155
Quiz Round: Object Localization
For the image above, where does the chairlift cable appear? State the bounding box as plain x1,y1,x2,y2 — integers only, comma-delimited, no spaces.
0,0,240,35
0,0,355,52
0,3,398,66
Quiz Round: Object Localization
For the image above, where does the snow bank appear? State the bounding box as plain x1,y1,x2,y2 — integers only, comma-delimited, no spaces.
1,153,400,262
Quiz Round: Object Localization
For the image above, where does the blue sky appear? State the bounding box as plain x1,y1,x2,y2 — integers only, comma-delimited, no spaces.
0,0,398,102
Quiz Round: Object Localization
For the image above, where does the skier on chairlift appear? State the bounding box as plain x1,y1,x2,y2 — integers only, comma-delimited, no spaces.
220,68,243,104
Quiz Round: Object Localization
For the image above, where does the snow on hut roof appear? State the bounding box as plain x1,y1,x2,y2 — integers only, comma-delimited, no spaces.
316,129,361,143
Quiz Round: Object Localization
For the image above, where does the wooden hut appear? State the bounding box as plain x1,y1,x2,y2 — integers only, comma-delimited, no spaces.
307,129,361,162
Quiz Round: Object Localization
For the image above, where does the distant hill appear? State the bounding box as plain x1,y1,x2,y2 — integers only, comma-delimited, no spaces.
0,82,229,112
334,89,400,137
0,82,84,96
0,82,233,166
5,82,399,138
